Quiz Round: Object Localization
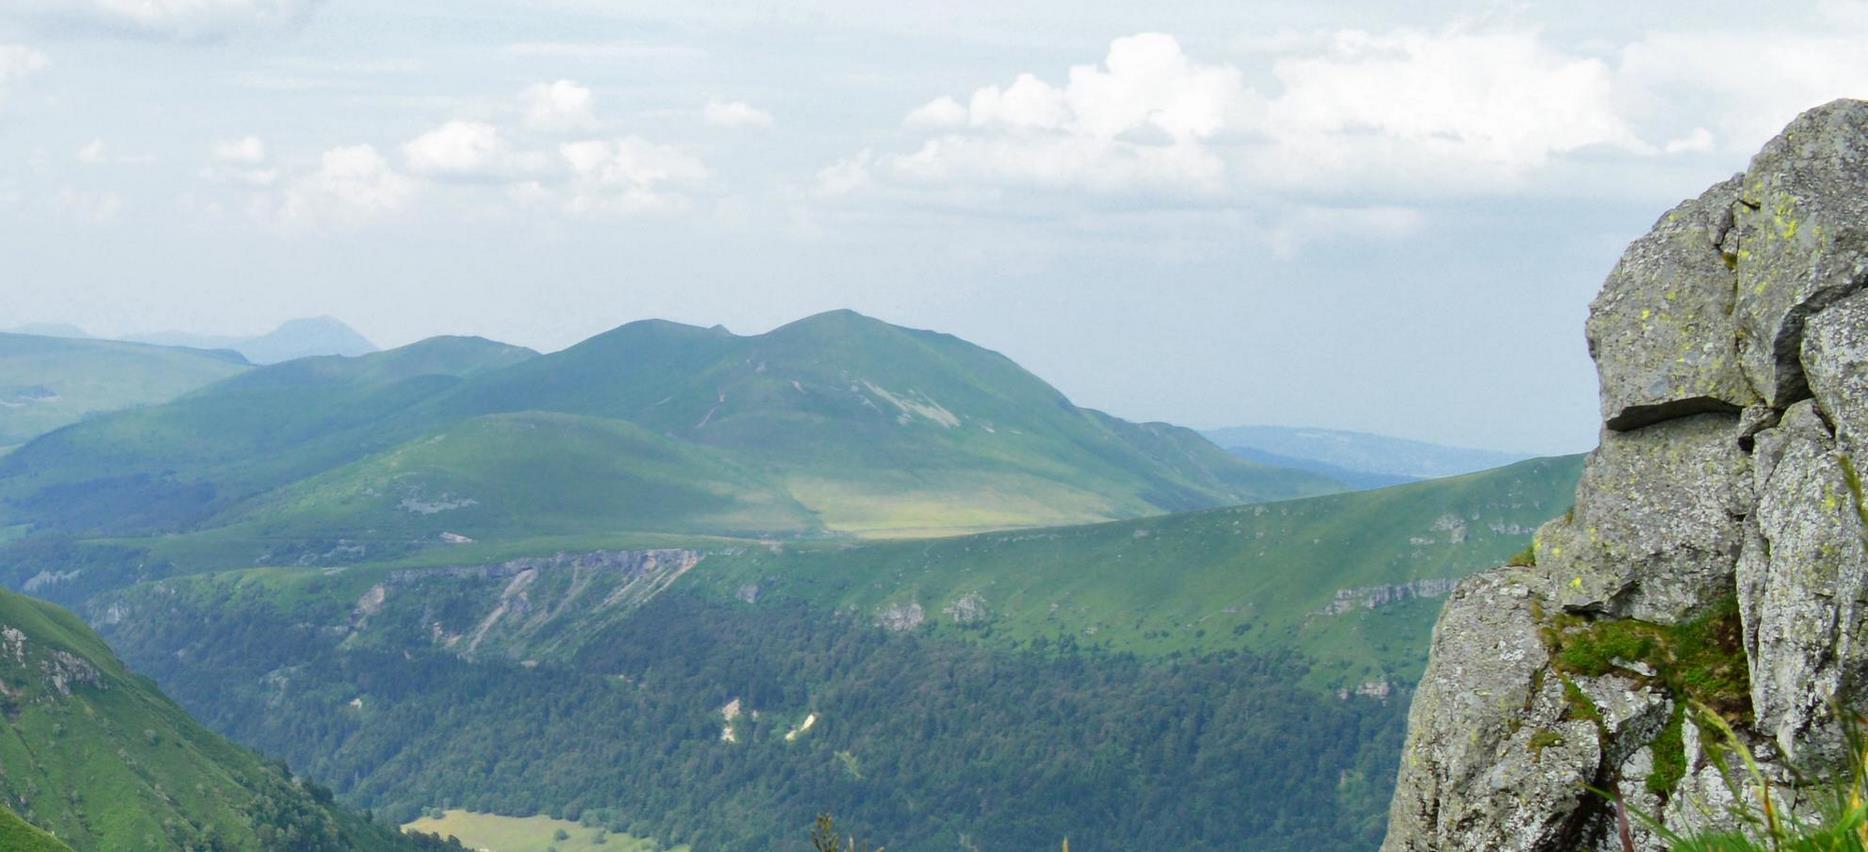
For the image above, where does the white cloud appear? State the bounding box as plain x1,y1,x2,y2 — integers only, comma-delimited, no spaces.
12,0,322,39
864,34,1251,197
703,98,774,129
76,139,108,164
560,137,710,215
903,95,967,130
815,150,874,197
520,80,597,132
201,136,276,186
212,135,267,164
403,120,512,178
1616,24,1868,155
281,144,414,223
0,45,48,101
842,26,1809,209
1245,27,1647,196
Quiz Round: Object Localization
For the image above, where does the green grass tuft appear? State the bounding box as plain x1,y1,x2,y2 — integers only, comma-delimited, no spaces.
1647,703,1689,797
1544,595,1751,721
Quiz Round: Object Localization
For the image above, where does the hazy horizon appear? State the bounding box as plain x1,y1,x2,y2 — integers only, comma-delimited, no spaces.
5,1,1865,455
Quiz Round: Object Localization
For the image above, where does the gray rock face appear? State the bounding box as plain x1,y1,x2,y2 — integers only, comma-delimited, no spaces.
1385,99,1868,850
1535,414,1750,622
1384,571,1683,851
1804,289,1868,455
1732,100,1868,407
1589,177,1755,430
1741,401,1868,762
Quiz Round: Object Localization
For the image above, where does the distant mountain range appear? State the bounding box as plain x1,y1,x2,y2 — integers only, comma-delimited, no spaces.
5,316,378,365
0,310,1340,559
1201,425,1529,488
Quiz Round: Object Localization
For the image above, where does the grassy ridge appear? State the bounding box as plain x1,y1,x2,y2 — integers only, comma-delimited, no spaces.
685,454,1583,685
0,311,1339,552
92,454,1581,690
0,806,70,852
0,333,248,449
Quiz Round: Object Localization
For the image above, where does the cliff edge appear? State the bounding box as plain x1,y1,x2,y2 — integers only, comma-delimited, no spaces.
1383,99,1868,851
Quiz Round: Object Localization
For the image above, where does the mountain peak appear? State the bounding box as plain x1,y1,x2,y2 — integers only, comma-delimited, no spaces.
768,308,902,338
239,316,378,364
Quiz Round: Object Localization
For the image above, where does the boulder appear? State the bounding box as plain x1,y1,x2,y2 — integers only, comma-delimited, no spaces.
1385,100,1868,851
1588,176,1755,430
1383,570,1672,852
1732,99,1868,407
1534,414,1751,622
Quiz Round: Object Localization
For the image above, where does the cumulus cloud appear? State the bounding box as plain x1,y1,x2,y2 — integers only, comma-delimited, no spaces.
903,96,966,129
815,150,874,198
1245,27,1645,195
402,120,513,178
866,34,1254,197
520,80,597,132
857,29,1667,203
200,135,278,186
76,139,108,164
703,98,773,129
560,137,710,215
281,144,414,223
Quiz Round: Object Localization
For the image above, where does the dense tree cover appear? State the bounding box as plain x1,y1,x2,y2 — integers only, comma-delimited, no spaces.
99,589,1405,851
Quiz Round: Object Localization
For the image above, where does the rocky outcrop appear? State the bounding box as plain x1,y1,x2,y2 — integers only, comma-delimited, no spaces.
1321,577,1459,615
1384,100,1868,851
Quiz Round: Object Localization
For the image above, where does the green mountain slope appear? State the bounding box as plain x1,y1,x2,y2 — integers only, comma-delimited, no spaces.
687,453,1584,685
0,806,70,852
0,333,249,453
0,311,1337,550
74,455,1580,850
0,587,433,850
0,336,538,534
421,310,1342,536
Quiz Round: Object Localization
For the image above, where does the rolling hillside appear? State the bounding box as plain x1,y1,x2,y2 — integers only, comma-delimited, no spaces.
0,311,1339,552
0,333,249,453
79,455,1581,850
0,587,436,850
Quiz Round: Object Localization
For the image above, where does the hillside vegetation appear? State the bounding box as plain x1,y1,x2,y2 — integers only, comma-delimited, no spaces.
0,587,434,850
0,333,248,452
77,454,1579,850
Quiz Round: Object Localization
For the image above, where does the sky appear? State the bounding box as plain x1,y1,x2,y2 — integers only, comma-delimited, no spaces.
1,2,1864,455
